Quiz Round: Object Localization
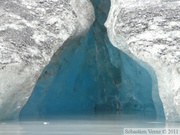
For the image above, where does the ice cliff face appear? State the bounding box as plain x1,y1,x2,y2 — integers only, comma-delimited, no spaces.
0,0,178,121
105,0,180,121
0,0,94,120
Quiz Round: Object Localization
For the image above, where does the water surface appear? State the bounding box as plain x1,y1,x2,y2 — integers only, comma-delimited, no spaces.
1,113,177,135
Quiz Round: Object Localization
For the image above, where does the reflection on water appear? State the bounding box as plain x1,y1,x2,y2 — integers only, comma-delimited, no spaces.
0,113,179,135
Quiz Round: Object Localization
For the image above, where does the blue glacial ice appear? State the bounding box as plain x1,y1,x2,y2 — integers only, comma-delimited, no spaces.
20,0,164,120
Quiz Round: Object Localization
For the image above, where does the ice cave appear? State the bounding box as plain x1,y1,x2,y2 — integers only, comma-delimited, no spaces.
20,0,165,120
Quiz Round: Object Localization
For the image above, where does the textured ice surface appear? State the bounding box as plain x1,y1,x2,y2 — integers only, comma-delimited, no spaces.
20,0,164,120
1,0,171,121
0,0,94,120
105,0,180,121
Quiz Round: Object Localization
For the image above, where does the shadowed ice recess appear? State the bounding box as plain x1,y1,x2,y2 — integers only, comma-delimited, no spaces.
20,0,165,120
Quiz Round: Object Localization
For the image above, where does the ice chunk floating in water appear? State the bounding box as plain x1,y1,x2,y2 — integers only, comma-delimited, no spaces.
20,0,164,120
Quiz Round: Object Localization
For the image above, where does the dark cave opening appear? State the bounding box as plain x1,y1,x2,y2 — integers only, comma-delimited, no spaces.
19,0,164,120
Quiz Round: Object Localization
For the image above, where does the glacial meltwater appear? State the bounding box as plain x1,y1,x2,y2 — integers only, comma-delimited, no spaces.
1,113,180,135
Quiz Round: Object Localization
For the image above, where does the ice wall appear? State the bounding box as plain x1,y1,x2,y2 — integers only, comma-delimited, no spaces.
20,0,164,119
0,0,94,120
105,0,179,121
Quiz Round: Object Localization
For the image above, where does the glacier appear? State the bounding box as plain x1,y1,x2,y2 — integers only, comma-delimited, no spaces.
0,0,179,121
